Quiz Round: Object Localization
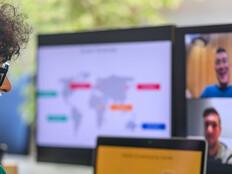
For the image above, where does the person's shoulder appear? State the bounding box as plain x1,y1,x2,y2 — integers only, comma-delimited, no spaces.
0,165,6,174
200,85,218,98
220,142,232,164
205,85,218,90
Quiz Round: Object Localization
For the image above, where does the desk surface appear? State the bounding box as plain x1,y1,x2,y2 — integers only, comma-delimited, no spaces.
3,154,93,174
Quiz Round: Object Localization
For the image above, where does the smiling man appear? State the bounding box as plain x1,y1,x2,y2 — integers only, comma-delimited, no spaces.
203,108,232,164
201,48,232,98
0,2,31,174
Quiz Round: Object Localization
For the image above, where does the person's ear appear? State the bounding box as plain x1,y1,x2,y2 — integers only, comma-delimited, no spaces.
219,125,222,136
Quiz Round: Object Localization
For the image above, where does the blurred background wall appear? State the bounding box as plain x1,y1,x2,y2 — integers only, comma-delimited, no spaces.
161,0,232,26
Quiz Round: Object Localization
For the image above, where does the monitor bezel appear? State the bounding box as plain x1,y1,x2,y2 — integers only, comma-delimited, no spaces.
36,26,176,165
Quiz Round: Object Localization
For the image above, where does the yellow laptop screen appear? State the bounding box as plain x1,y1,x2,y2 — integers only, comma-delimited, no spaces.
96,145,202,174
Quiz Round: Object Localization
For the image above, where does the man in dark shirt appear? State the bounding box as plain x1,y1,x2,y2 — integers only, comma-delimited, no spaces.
203,108,232,164
201,48,232,98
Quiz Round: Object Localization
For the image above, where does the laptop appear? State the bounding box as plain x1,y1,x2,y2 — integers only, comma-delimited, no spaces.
94,137,207,174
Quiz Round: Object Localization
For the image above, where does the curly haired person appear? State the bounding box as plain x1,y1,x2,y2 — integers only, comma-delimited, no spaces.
0,2,31,174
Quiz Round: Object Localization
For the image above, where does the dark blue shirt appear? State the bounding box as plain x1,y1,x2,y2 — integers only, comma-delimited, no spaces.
201,85,232,98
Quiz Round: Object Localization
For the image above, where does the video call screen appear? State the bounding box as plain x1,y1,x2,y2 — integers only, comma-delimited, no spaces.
96,145,202,174
37,40,172,149
185,32,232,165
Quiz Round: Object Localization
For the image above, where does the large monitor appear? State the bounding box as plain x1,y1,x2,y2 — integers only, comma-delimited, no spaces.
36,26,175,165
176,24,232,174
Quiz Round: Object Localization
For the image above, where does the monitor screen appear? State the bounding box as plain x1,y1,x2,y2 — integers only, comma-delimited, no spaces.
97,146,203,174
36,26,175,165
176,24,232,173
95,138,207,174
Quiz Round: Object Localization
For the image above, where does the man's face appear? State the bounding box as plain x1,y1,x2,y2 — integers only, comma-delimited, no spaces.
215,51,230,88
0,57,12,97
204,113,221,148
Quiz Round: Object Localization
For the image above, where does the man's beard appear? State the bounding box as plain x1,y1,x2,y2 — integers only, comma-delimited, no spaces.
208,140,217,149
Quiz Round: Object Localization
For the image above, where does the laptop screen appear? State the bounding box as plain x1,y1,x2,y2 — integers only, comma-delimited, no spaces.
95,138,207,174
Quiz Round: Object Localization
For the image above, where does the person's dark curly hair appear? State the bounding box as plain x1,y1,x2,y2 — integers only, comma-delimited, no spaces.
0,3,32,63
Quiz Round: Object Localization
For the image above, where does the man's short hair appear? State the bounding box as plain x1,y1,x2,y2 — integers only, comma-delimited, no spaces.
203,107,221,126
216,47,227,54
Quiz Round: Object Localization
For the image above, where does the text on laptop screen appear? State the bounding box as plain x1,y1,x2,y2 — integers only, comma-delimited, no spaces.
96,145,202,174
